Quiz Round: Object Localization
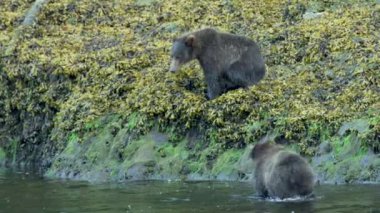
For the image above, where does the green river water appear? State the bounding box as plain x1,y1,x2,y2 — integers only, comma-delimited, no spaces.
0,169,379,213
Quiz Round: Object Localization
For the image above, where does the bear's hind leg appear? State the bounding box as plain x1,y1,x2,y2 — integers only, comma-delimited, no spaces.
225,61,254,88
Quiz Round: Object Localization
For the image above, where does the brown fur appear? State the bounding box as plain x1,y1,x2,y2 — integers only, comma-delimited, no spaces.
250,143,315,199
169,28,266,100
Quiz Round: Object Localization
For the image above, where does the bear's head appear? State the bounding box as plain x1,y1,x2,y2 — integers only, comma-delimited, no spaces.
169,35,196,72
250,143,283,160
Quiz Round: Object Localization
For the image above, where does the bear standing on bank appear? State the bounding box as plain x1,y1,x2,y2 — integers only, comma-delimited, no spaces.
250,142,315,199
169,28,266,100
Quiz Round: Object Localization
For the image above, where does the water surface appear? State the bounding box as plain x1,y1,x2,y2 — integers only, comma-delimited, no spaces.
0,169,379,213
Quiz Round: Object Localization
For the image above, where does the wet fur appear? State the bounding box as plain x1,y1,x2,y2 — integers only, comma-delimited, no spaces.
250,143,315,199
170,28,266,99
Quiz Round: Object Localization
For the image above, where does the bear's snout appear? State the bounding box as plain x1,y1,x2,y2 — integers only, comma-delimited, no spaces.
169,58,181,72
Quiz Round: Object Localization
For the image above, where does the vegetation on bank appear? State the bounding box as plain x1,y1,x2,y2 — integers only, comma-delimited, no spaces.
0,0,379,181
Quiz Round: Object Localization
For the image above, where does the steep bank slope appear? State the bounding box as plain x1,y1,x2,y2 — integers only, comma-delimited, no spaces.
0,0,379,182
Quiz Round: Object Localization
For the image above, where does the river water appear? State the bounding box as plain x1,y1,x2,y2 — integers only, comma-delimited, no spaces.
0,169,379,213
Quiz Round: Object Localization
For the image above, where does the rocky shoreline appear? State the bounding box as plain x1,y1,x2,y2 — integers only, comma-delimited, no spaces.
1,0,379,184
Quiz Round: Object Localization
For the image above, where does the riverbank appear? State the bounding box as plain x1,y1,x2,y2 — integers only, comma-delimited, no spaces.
0,0,379,183
43,114,379,184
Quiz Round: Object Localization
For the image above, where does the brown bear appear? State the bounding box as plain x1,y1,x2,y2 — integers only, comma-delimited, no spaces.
250,142,315,199
169,28,266,100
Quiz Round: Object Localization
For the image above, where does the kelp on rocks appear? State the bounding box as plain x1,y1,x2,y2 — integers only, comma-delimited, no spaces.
0,0,379,179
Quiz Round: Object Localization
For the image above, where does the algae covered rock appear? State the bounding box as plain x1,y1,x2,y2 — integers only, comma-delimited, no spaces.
0,0,379,182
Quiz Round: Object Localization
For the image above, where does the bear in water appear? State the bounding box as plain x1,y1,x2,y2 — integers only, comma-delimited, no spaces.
169,28,266,100
250,142,315,199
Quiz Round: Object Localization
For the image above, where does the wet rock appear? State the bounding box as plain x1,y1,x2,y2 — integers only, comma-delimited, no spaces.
126,161,156,180
303,11,324,20
338,119,370,136
312,154,334,168
311,132,380,184
185,127,203,150
186,173,208,181
149,130,168,146
161,22,180,33
132,141,156,163
135,0,156,6
121,139,158,180
22,0,48,25
317,141,332,156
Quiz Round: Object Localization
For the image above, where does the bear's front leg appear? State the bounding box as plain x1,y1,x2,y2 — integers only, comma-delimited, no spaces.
207,85,220,100
255,174,268,198
205,73,222,100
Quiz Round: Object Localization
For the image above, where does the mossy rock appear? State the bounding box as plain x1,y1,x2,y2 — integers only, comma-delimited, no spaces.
0,147,6,166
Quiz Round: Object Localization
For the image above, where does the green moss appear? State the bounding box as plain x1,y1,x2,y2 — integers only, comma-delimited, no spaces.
63,133,79,155
85,133,113,164
187,161,204,174
10,138,19,165
313,131,379,183
126,113,140,131
211,149,241,176
157,140,189,176
0,147,6,165
324,161,337,177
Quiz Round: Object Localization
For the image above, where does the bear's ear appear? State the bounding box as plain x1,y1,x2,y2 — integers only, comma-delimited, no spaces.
185,35,195,47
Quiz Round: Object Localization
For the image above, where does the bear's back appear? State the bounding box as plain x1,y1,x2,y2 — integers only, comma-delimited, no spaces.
218,32,258,48
265,150,314,198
